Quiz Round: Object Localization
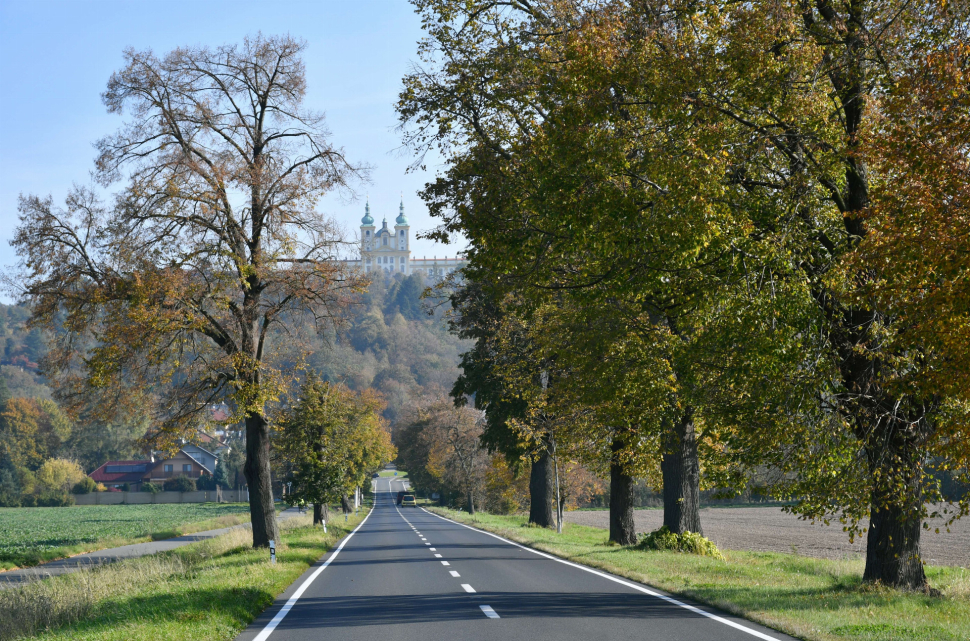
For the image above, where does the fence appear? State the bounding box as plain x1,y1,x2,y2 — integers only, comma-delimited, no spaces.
74,488,250,505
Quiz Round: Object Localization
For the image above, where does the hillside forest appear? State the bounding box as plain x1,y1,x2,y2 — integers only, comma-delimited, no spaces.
0,269,471,506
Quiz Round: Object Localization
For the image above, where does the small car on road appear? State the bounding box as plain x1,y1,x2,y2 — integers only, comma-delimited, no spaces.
401,494,417,507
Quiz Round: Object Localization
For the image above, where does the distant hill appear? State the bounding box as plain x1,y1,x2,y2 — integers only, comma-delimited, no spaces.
0,305,52,400
309,269,468,424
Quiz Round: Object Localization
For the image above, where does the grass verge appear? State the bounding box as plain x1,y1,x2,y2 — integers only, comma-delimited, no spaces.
0,504,259,571
426,508,970,641
1,507,366,640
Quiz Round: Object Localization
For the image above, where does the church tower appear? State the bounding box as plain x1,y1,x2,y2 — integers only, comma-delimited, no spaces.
359,198,411,275
360,199,376,271
394,198,410,254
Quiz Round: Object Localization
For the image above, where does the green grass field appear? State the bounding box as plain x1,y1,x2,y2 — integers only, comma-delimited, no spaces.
378,470,407,478
427,508,970,641
0,504,253,570
1,509,367,641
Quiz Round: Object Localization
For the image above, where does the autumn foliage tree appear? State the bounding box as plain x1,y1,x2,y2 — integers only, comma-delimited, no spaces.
10,35,364,547
395,390,489,513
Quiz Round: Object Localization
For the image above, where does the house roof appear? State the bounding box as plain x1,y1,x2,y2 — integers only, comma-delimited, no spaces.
182,443,218,459
176,448,214,474
89,460,151,484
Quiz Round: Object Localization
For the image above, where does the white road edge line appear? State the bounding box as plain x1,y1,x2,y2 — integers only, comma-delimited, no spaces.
421,507,781,641
251,502,373,641
480,605,500,619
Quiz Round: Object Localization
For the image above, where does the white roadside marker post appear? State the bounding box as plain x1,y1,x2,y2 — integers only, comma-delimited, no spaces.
269,540,276,564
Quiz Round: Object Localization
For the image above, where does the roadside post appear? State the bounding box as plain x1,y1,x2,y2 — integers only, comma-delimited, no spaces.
269,540,276,564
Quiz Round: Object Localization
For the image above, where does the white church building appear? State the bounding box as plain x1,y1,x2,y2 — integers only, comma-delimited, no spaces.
347,199,466,279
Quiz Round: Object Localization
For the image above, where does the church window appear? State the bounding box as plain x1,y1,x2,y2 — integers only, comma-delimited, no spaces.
399,230,404,236
383,237,388,246
366,230,370,237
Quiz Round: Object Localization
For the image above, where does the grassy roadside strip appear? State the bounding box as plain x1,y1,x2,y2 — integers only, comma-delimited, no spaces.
0,504,262,571
1,507,368,641
426,508,970,641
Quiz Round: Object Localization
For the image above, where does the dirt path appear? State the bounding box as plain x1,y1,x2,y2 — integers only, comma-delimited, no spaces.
564,506,969,567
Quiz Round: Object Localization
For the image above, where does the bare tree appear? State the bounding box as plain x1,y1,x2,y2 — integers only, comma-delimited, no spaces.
9,35,364,547
442,407,489,514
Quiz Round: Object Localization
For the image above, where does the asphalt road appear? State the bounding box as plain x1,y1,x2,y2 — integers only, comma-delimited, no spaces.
235,478,794,641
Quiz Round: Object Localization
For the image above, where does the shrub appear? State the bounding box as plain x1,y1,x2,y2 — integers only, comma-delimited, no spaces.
638,526,725,560
19,494,36,507
36,459,87,494
72,477,98,494
195,473,217,491
141,481,161,493
163,475,196,492
35,492,75,507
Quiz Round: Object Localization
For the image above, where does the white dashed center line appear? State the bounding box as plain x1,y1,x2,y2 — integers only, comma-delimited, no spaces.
434,553,442,558
424,542,430,546
441,561,450,566
449,571,460,577
462,584,476,593
480,605,500,619
429,548,436,551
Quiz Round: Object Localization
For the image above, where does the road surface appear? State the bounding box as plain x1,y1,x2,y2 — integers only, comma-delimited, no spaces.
235,477,793,641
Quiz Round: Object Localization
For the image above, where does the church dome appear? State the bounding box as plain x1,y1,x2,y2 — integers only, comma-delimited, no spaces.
395,199,409,225
361,200,374,226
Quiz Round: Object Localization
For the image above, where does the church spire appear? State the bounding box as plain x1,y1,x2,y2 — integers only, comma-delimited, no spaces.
396,197,409,225
361,198,374,226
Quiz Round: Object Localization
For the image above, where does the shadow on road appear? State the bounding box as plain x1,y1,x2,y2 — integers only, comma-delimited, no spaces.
275,591,706,629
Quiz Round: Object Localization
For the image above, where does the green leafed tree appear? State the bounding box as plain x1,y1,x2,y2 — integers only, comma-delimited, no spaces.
275,375,395,525
399,0,970,590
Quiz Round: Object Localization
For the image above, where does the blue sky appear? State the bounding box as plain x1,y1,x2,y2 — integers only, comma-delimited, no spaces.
0,0,462,301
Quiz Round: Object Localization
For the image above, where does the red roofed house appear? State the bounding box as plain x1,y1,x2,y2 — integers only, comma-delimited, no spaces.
89,448,217,491
89,460,151,491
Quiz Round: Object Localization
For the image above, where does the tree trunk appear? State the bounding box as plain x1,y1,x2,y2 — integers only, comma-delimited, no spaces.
529,448,555,527
341,493,352,513
243,413,279,548
467,492,475,514
865,498,927,589
609,436,637,545
313,502,328,526
862,424,928,590
661,408,703,535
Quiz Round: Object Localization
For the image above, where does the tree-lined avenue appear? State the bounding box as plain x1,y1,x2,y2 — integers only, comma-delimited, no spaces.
234,477,793,641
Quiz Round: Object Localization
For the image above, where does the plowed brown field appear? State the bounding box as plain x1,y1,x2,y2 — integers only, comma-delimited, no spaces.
564,506,969,567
